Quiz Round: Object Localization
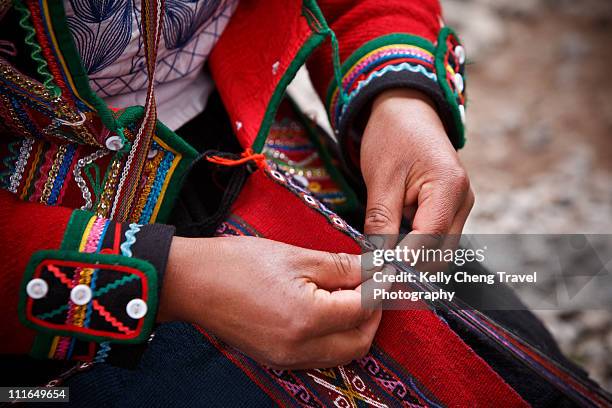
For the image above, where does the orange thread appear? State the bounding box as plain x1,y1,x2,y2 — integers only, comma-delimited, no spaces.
206,148,268,170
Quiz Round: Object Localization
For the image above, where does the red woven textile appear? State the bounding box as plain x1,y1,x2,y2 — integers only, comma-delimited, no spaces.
217,170,527,407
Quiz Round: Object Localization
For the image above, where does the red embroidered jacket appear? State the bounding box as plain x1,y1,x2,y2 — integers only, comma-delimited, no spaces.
0,0,466,365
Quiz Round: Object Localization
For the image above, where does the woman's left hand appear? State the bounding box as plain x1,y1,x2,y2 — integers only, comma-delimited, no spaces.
360,88,474,244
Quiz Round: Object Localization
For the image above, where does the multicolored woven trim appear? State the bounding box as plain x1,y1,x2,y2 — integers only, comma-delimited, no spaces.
4,1,111,147
325,32,467,147
2,1,197,224
52,215,108,360
328,41,437,130
435,27,467,139
201,326,442,408
263,117,349,209
110,0,166,222
23,212,158,362
0,129,190,224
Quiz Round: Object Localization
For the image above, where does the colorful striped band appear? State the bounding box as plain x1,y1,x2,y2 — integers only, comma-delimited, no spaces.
328,43,437,130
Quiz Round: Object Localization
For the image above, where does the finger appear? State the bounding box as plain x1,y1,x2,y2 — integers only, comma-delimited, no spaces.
305,287,374,336
396,177,468,269
357,264,397,309
304,252,363,290
363,173,405,246
410,172,469,237
430,188,474,250
448,188,475,235
432,189,475,257
398,183,460,267
361,251,383,273
308,263,394,336
287,309,382,369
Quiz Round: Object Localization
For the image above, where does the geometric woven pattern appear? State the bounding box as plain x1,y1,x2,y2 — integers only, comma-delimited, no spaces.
263,117,349,210
28,260,144,339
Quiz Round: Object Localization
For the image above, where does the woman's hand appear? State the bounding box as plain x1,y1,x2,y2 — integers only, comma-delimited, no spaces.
361,89,474,243
158,236,381,369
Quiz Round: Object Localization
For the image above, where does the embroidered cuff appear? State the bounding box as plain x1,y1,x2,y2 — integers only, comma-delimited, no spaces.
20,251,158,343
325,31,467,172
19,210,175,367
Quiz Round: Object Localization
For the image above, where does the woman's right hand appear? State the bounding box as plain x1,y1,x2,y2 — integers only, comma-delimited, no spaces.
158,236,382,370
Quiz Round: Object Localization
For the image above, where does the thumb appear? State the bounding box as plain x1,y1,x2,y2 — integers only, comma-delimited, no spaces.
306,252,363,290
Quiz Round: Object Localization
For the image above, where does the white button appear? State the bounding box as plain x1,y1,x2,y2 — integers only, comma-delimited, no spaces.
70,284,92,305
26,278,48,299
459,105,466,124
454,73,464,94
126,298,148,319
454,45,466,65
272,61,280,75
105,135,124,151
147,148,158,159
235,121,243,131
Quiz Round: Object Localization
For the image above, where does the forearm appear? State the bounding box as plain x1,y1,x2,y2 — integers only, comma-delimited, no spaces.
309,0,467,174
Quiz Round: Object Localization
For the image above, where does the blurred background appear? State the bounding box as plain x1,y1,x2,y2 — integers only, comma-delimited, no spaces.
443,0,612,391
289,0,612,392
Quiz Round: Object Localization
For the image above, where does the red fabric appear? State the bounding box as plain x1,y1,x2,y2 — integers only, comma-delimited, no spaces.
231,172,361,253
0,190,73,353
309,0,443,98
230,171,527,407
1,3,521,404
377,311,527,407
209,0,313,149
210,0,444,149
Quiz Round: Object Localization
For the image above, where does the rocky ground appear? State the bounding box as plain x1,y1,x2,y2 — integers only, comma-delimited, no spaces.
442,0,612,391
290,0,612,392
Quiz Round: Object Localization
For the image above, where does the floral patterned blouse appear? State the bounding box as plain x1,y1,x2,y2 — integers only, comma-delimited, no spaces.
65,0,238,129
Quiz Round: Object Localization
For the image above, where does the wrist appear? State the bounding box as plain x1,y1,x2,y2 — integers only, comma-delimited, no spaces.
157,236,200,323
368,88,448,144
372,88,439,120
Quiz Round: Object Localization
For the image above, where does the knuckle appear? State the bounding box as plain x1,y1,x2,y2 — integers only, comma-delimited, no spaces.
449,167,470,191
365,202,394,230
329,252,356,280
288,316,314,340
